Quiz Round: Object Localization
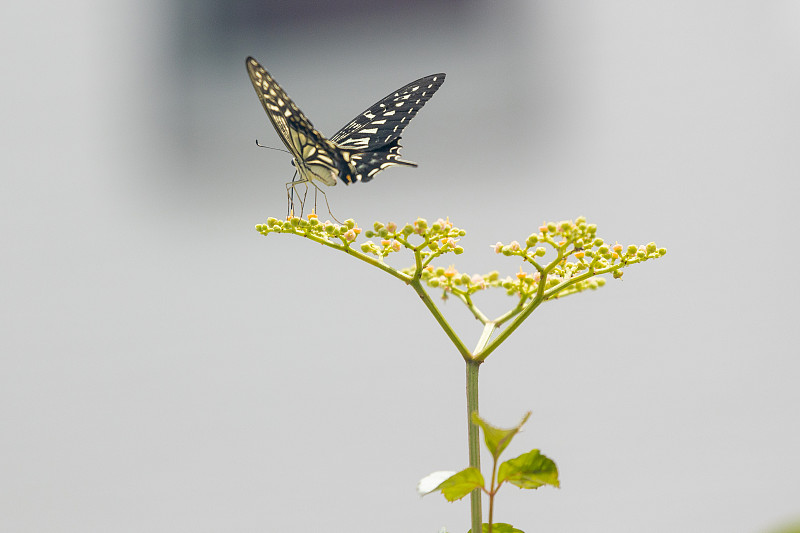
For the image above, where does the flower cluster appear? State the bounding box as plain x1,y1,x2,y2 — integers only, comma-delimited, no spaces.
493,216,665,270
255,214,666,303
360,217,465,261
486,216,666,300
401,216,665,301
255,213,363,243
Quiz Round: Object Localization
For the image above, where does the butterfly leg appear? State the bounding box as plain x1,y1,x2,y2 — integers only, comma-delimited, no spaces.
309,182,342,224
300,184,310,216
285,172,309,218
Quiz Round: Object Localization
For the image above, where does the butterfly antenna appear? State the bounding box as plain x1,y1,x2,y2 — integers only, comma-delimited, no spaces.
255,140,291,155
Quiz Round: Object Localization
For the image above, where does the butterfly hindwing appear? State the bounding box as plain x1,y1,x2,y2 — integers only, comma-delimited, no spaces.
347,139,414,183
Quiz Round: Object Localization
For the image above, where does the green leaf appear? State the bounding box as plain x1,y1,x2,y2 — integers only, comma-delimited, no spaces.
497,449,560,489
471,411,531,460
417,471,457,496
467,523,525,533
435,467,485,502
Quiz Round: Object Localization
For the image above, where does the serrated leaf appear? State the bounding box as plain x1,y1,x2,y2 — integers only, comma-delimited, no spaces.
471,411,531,459
497,449,559,489
435,467,485,502
467,523,525,533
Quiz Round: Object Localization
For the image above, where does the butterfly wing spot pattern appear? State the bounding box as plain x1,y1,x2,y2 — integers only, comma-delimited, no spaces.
245,56,445,212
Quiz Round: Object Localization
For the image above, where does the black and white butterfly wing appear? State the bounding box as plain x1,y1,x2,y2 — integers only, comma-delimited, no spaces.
245,57,352,186
330,73,445,182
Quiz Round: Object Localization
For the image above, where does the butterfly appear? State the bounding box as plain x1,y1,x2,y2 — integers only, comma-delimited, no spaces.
245,57,445,212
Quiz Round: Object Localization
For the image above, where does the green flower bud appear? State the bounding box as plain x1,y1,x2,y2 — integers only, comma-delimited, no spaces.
402,224,414,235
547,222,557,233
429,240,440,251
587,224,597,233
458,230,466,237
637,248,647,259
593,238,604,247
431,222,442,232
360,243,372,253
416,218,428,229
429,278,440,288
373,222,384,232
379,228,390,238
535,247,546,257
344,219,356,229
267,217,278,227
613,270,624,279
365,230,375,238
658,248,667,256
575,216,586,225
435,267,445,276
646,242,657,253
487,271,499,281
597,244,610,256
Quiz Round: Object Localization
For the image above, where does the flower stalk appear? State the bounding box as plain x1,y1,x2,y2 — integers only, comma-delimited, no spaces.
256,214,666,531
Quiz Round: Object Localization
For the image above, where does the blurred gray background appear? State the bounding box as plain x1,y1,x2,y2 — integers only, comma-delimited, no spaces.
2,1,799,532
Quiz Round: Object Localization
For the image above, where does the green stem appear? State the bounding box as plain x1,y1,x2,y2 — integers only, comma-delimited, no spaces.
408,278,471,361
473,256,556,362
487,452,499,533
466,359,482,533
299,231,413,283
467,322,496,533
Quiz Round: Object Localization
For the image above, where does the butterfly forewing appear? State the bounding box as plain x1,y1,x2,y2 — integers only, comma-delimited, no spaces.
245,57,349,186
330,74,446,151
330,73,445,182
